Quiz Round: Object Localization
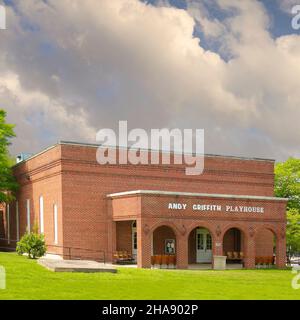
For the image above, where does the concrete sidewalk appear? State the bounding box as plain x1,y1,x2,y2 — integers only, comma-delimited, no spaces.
38,257,117,273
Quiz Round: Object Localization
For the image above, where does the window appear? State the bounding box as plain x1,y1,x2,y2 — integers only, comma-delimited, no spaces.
16,201,19,241
53,204,58,244
197,233,204,250
26,199,30,232
39,196,44,234
133,231,137,250
206,234,212,250
132,221,137,251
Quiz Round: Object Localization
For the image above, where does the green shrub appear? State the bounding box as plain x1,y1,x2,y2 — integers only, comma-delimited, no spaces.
16,229,47,259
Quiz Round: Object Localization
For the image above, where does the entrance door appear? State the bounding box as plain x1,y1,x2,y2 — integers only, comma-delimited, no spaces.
196,228,212,263
132,221,137,260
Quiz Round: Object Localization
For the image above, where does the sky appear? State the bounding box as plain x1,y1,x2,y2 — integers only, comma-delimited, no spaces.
0,0,300,160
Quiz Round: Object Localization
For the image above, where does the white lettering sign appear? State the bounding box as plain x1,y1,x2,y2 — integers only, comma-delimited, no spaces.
168,203,187,210
192,204,222,211
167,202,264,213
225,205,264,213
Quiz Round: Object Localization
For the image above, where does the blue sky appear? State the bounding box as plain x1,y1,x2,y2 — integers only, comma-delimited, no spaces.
1,0,300,160
142,0,299,36
141,0,299,51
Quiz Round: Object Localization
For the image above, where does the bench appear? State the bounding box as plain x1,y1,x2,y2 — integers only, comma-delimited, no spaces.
113,251,135,264
255,256,274,265
226,251,244,263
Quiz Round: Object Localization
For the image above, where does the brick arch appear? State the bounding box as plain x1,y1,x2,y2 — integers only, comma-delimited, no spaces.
254,224,278,239
151,222,179,257
254,224,278,264
187,222,215,265
221,223,249,240
221,223,248,260
187,222,216,243
150,221,181,238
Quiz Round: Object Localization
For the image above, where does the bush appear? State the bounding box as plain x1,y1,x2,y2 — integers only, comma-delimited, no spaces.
16,229,47,259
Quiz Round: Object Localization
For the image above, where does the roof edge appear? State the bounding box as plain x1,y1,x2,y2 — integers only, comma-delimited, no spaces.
58,140,275,162
12,139,276,167
12,143,60,168
107,190,288,201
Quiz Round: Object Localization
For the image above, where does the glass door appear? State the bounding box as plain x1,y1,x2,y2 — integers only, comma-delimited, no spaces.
196,228,212,263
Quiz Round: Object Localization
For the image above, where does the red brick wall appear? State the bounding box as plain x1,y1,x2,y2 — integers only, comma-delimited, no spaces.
116,221,132,253
255,229,274,257
6,142,287,268
6,146,63,255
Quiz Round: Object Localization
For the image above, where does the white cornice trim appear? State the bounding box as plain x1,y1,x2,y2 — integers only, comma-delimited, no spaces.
107,190,288,201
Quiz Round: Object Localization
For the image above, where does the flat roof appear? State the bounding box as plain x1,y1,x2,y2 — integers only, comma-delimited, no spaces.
13,140,276,166
107,190,288,201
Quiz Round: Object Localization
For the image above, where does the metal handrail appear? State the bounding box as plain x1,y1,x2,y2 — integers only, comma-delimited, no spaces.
44,244,106,263
0,238,18,243
0,238,106,263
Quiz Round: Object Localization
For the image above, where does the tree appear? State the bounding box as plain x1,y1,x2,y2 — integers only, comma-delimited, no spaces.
286,208,300,256
275,158,300,257
0,109,18,203
275,157,300,211
16,225,47,259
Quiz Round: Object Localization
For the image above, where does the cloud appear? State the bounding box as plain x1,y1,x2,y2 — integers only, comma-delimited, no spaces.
0,72,95,153
0,0,299,160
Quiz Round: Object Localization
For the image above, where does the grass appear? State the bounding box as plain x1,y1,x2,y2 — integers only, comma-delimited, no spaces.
0,252,299,300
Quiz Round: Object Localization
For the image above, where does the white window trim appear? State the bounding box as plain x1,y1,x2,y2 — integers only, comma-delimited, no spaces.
53,204,58,244
39,196,44,234
26,199,30,233
16,201,19,241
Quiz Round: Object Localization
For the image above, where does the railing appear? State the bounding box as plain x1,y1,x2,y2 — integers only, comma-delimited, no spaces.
44,244,106,263
0,238,105,263
0,238,18,251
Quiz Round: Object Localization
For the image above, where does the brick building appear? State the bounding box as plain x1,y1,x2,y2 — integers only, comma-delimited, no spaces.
0,141,287,269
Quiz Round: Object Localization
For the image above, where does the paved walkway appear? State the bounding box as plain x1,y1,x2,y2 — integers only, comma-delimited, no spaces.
38,258,117,273
38,258,244,272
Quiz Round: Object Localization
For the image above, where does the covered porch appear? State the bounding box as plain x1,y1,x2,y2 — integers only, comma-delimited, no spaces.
107,190,287,270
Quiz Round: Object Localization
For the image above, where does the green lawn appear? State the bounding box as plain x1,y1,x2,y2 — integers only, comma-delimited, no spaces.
0,252,299,300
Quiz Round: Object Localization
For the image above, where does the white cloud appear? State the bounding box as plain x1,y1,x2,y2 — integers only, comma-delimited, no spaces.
0,72,95,153
0,0,299,160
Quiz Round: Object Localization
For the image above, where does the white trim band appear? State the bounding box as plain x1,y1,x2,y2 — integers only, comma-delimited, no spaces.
107,190,288,201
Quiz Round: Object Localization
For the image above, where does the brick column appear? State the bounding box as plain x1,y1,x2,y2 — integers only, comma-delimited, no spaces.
106,199,115,264
176,234,188,269
276,235,286,268
214,239,223,255
107,220,116,264
244,237,255,269
137,219,151,268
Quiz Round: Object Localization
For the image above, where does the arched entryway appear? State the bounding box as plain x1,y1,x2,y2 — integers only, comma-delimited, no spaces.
223,227,245,266
188,227,213,266
255,227,276,268
151,225,176,268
